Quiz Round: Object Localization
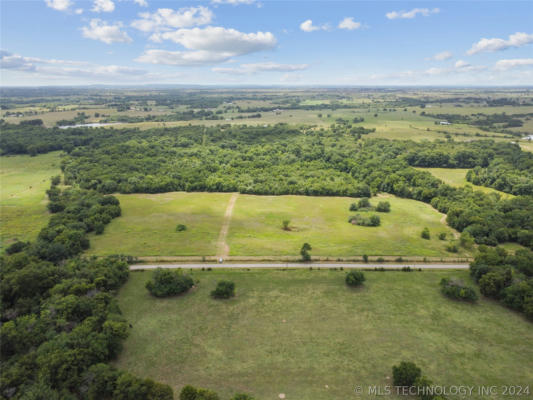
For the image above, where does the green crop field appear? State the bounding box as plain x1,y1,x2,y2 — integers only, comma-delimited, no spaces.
0,152,62,248
87,192,467,258
115,269,533,400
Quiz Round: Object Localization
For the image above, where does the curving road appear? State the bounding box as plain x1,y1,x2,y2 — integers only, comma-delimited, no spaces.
130,262,469,270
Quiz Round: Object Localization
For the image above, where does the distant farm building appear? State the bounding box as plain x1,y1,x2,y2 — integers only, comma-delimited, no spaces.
439,121,451,125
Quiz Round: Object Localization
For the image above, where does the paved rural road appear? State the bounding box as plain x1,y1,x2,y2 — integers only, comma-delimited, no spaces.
130,263,469,270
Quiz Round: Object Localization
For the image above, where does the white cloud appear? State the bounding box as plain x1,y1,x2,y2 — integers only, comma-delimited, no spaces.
132,0,148,6
155,26,276,54
135,49,233,66
81,19,132,44
136,27,276,66
213,62,308,74
75,8,84,14
428,51,453,61
300,19,328,32
45,0,73,12
467,32,533,55
212,0,256,4
0,50,146,80
92,0,115,13
131,6,213,32
494,58,533,70
338,17,361,31
386,8,440,20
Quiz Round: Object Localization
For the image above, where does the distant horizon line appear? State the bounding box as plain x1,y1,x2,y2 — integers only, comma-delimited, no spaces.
1,84,533,90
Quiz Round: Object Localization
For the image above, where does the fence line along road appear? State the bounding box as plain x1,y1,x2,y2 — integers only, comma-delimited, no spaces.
130,263,469,270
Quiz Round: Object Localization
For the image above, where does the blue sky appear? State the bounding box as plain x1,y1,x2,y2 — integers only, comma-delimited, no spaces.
1,0,532,86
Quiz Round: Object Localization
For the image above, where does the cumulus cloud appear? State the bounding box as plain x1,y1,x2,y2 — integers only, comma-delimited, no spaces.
494,58,533,70
300,19,328,32
213,62,308,74
132,0,148,6
386,8,440,20
81,19,132,44
428,51,453,61
92,0,115,13
152,26,276,55
132,6,213,32
338,17,361,31
136,27,276,66
467,32,533,55
45,0,73,12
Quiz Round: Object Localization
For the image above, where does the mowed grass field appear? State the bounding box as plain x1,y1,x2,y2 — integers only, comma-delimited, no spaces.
88,192,466,258
87,192,231,256
115,269,533,400
0,152,61,248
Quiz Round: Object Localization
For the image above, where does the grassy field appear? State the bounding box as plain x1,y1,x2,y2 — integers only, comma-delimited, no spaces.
115,269,533,400
88,192,466,258
87,192,231,256
0,152,61,248
416,168,513,198
228,194,463,257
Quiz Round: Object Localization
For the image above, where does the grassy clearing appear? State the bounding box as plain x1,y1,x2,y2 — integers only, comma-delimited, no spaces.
115,269,533,400
89,192,466,257
87,192,231,256
228,194,465,257
416,168,513,198
0,152,61,248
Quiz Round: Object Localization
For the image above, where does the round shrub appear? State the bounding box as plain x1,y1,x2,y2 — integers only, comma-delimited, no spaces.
176,224,187,232
421,227,430,240
145,268,194,298
392,361,421,387
345,270,366,287
376,201,390,212
211,280,235,299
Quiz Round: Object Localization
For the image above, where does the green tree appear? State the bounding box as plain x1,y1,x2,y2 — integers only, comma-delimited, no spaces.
300,242,312,261
392,361,421,387
421,227,430,240
345,270,366,287
211,281,235,299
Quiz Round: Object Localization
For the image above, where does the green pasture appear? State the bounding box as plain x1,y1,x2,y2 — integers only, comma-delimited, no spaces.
115,269,533,400
0,152,61,248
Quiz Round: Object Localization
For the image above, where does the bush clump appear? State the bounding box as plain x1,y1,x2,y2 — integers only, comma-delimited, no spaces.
421,227,430,240
180,385,220,400
348,214,380,226
440,278,478,302
392,361,421,387
345,270,366,287
211,280,235,299
145,268,194,297
376,201,391,212
176,224,187,232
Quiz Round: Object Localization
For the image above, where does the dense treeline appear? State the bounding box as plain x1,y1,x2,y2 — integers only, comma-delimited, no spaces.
423,112,530,130
405,140,533,195
469,246,533,319
0,182,174,398
1,122,533,249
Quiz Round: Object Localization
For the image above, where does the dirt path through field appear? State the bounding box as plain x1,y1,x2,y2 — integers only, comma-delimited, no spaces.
216,193,239,258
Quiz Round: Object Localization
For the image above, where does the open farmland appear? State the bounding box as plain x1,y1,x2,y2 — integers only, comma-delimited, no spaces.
114,269,533,400
87,192,467,258
0,152,61,248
